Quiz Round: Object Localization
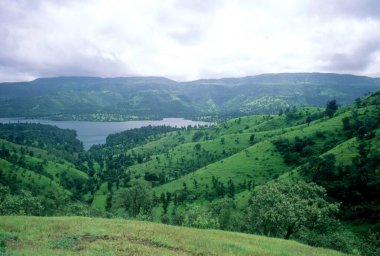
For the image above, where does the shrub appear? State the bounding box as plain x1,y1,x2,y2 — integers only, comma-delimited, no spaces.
182,204,220,229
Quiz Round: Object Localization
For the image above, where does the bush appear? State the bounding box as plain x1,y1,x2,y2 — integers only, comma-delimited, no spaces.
294,227,360,254
359,232,380,256
0,190,44,216
60,202,103,217
182,204,220,229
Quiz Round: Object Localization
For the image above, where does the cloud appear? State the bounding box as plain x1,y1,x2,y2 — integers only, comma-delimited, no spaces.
0,0,379,82
323,38,380,72
307,0,380,19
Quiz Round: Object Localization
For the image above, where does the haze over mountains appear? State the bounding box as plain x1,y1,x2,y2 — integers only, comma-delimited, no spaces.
1,72,379,120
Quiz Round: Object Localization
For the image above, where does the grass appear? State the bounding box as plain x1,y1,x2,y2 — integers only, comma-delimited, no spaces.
0,216,348,256
124,114,304,195
153,140,288,195
0,158,71,201
142,104,379,218
0,138,91,203
150,108,351,196
0,138,88,187
92,182,108,210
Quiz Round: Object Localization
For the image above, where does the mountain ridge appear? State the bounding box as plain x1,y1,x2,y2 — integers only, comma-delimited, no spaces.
1,72,379,84
0,72,379,120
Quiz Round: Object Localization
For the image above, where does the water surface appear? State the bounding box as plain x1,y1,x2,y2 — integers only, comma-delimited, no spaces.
0,118,211,149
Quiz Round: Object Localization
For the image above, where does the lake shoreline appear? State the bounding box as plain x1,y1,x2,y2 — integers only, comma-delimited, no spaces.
0,117,212,150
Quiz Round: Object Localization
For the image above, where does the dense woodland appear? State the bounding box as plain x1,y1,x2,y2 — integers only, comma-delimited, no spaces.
0,91,379,255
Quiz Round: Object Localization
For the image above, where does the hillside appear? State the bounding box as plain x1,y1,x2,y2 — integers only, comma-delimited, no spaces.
0,125,92,215
0,216,347,256
0,73,379,120
0,91,379,255
87,92,379,254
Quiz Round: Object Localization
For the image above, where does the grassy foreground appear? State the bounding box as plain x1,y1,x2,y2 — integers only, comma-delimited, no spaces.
0,216,347,256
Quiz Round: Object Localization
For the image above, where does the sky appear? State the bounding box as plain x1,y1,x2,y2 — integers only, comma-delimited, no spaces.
0,0,379,82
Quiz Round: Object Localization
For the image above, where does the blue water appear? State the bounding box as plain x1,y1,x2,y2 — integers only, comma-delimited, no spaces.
0,118,211,149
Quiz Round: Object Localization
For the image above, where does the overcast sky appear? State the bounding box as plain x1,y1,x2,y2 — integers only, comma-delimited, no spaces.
0,0,379,82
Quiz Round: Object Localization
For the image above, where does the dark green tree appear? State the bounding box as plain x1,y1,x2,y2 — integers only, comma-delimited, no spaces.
249,134,255,144
227,178,235,198
246,180,339,239
325,100,338,118
119,180,152,217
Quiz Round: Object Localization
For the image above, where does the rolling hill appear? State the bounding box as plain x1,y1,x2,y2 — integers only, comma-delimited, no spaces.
0,89,379,255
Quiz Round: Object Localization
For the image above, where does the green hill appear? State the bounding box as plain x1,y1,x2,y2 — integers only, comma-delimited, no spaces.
0,73,379,120
0,216,347,256
0,90,379,255
0,125,91,215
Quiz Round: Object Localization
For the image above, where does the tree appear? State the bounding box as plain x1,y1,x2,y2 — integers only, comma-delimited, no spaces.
325,100,338,118
161,192,171,214
246,180,339,239
119,180,152,217
249,134,255,144
301,154,336,186
105,193,112,211
209,198,241,230
306,115,312,126
342,117,351,131
227,178,235,198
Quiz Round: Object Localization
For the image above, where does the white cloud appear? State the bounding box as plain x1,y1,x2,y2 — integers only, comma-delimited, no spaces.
0,0,379,82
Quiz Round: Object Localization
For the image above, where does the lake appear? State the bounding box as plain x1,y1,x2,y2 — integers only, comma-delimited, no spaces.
0,118,211,149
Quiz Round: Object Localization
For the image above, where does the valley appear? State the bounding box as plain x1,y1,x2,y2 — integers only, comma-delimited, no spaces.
1,88,379,255
2,1,380,255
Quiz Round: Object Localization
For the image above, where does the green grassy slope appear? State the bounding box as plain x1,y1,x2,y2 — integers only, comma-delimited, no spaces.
0,139,88,181
123,111,311,181
0,158,70,201
0,216,348,256
0,137,89,212
94,112,312,210
153,140,287,196
128,101,377,226
149,110,347,196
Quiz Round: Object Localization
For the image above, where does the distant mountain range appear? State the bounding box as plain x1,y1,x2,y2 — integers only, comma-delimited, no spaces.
0,73,379,120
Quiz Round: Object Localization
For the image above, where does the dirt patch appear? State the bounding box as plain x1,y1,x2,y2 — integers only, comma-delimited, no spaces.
124,235,208,255
49,233,113,251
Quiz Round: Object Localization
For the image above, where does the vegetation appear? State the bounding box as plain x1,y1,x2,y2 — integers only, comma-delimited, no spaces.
0,89,379,255
246,180,339,240
0,73,379,120
0,123,84,164
0,216,348,255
